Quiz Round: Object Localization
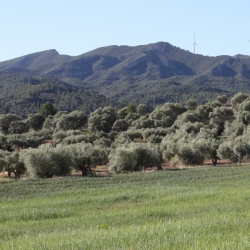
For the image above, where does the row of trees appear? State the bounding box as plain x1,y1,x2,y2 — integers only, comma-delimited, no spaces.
1,92,250,178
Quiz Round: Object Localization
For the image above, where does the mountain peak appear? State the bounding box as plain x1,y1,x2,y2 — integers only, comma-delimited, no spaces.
0,42,250,80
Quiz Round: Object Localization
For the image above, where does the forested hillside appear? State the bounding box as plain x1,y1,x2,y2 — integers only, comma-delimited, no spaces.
1,42,250,114
0,71,115,117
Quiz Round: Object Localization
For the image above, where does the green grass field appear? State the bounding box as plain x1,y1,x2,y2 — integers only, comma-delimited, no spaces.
1,166,250,249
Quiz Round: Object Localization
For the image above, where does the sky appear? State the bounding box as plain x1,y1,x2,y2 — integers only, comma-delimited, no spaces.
1,0,250,62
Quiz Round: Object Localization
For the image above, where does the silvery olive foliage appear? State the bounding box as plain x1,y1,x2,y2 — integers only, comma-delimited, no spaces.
217,137,250,164
108,147,137,173
124,113,140,126
93,137,112,148
5,151,25,178
209,107,235,135
88,106,117,133
56,110,88,131
186,98,198,110
2,92,250,179
223,120,244,138
142,128,173,141
117,107,128,119
63,133,97,145
118,129,143,141
130,116,155,129
137,104,148,116
66,143,109,176
216,95,228,105
20,144,72,178
7,130,52,150
0,114,22,134
112,119,129,132
174,111,199,127
195,104,213,124
231,93,249,108
162,129,213,166
25,113,45,131
150,103,186,121
109,143,161,173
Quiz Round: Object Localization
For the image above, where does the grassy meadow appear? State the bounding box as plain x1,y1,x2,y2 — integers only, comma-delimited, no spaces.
1,166,250,249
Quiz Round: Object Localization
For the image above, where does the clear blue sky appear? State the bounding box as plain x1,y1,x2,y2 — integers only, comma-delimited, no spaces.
1,0,250,62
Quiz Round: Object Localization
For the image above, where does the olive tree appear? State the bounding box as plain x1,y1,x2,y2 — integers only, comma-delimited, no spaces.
137,104,148,116
174,139,210,166
131,143,161,171
186,98,198,110
109,143,161,173
112,119,129,132
216,95,228,105
56,110,88,131
142,127,172,141
0,150,26,178
195,104,213,124
117,107,128,119
0,114,22,134
7,130,52,150
150,102,186,121
63,133,97,145
0,150,9,176
162,130,210,166
6,151,25,178
209,107,235,135
196,128,221,166
25,113,45,131
237,101,250,131
124,113,140,126
20,144,72,178
88,106,117,133
174,111,199,127
223,120,244,138
67,143,109,176
217,137,250,164
118,129,143,141
108,147,137,173
130,116,155,129
231,93,249,109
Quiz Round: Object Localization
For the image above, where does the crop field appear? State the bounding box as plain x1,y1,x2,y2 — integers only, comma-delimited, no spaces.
1,166,250,249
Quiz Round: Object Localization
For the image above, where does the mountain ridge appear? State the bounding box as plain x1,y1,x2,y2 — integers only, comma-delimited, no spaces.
1,42,250,115
1,42,247,79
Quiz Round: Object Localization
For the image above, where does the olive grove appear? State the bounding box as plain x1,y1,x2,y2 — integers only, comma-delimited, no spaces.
1,93,250,179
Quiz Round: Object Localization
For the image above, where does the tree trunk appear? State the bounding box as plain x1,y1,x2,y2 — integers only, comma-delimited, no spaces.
81,163,87,176
14,171,21,179
212,156,218,166
87,164,92,173
157,164,163,170
8,170,11,178
133,162,139,172
45,173,54,178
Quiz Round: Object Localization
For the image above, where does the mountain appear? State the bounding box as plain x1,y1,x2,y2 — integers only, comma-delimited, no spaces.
2,42,250,80
1,42,250,114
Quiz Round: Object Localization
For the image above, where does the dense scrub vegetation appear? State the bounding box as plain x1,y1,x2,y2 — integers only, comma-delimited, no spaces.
1,92,250,179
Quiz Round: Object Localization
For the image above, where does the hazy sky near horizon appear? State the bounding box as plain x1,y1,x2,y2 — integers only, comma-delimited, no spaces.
1,0,250,61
